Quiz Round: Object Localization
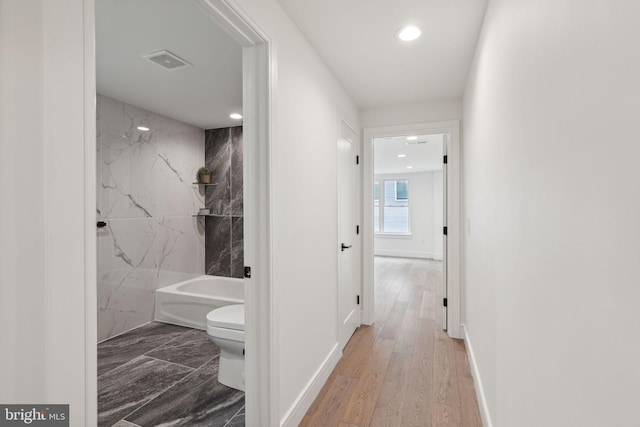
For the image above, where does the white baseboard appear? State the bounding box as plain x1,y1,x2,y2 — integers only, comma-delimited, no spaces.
462,324,493,427
280,343,341,427
374,249,434,259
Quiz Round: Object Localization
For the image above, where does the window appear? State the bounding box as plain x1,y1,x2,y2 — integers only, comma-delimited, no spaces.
374,179,409,234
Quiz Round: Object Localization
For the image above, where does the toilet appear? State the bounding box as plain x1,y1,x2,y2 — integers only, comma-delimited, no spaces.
206,304,245,392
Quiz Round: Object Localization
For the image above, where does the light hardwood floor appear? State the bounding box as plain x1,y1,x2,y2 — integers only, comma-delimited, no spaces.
300,257,482,427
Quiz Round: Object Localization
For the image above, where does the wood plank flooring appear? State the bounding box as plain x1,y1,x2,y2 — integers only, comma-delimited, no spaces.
300,257,482,427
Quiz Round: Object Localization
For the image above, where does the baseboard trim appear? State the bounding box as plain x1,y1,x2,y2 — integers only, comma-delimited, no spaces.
462,324,493,427
280,343,341,427
374,249,434,259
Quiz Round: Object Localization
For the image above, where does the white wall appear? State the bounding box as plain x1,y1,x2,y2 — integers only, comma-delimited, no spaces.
374,172,443,259
463,1,640,426
360,97,462,128
231,1,359,421
0,0,92,421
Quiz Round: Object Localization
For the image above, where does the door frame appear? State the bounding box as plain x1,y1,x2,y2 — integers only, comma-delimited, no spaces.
85,0,276,425
361,120,462,339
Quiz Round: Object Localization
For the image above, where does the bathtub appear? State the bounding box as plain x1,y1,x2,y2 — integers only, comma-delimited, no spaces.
155,275,244,330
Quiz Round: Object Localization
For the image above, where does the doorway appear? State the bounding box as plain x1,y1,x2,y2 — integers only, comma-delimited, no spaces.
87,0,274,425
362,121,461,339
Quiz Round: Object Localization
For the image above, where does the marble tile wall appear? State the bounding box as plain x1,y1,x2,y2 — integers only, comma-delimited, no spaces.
97,95,206,342
204,126,243,278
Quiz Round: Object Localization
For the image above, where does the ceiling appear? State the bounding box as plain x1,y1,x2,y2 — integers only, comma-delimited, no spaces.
276,0,488,109
96,0,242,129
374,134,444,175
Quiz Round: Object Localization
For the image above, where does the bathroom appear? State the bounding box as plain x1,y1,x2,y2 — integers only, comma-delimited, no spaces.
95,1,247,426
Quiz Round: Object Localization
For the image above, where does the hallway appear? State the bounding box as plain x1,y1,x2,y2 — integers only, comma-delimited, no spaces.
301,257,482,426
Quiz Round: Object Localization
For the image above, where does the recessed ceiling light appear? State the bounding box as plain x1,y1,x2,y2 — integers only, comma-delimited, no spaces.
230,113,243,120
406,136,418,140
397,26,422,42
137,126,150,131
397,154,406,158
406,166,413,169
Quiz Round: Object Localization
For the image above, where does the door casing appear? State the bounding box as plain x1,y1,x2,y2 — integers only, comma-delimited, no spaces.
361,120,462,339
85,0,276,424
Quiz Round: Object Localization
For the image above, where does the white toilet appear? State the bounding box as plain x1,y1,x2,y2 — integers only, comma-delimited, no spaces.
206,304,245,392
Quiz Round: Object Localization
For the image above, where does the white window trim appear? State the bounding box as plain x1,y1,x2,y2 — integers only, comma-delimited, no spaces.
374,175,412,235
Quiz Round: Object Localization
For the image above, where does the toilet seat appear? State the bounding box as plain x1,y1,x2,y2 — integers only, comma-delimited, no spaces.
206,304,245,331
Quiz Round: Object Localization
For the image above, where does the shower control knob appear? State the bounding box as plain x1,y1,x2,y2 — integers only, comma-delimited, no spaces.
97,221,107,228
341,243,352,251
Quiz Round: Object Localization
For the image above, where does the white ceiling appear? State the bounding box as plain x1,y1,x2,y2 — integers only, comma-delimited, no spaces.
276,0,488,109
374,134,444,175
96,0,242,129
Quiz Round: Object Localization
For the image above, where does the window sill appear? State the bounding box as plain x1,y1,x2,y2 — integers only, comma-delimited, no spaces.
374,233,413,239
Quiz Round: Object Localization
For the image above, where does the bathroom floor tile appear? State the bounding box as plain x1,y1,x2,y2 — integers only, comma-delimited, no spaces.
98,322,190,376
111,421,141,427
98,355,193,427
224,406,245,426
125,357,245,427
145,329,220,369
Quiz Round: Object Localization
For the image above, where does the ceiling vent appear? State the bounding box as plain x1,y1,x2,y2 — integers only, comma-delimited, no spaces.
143,50,192,71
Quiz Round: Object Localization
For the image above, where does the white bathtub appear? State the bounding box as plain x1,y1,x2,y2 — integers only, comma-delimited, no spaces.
155,275,244,330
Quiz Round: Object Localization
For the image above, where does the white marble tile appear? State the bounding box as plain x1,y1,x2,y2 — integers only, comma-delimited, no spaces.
100,134,158,219
96,95,206,341
156,128,204,217
99,218,158,273
98,307,150,343
154,217,204,275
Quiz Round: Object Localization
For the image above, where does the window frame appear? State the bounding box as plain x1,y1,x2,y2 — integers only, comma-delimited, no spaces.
374,175,412,236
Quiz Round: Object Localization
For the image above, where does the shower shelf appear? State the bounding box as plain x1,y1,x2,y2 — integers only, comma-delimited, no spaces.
192,182,218,186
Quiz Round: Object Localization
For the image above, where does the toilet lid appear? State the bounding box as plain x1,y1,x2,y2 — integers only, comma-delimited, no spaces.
206,304,245,331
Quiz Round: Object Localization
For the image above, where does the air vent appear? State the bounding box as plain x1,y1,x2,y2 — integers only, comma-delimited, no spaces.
143,50,192,71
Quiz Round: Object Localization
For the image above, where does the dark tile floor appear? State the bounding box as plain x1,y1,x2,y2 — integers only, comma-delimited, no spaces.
98,322,244,427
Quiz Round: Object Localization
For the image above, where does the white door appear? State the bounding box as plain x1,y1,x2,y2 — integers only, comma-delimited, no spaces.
338,120,360,350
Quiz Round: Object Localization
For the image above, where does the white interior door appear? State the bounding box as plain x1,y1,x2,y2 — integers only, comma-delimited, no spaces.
338,120,360,350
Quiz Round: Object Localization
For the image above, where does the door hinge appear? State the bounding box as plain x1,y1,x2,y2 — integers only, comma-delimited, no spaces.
356,155,360,165
357,295,360,305
244,266,252,278
443,298,448,307
356,225,360,235
443,226,448,235
443,155,448,164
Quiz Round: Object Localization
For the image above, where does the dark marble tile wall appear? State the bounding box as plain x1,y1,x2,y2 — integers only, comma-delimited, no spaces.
205,126,243,278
